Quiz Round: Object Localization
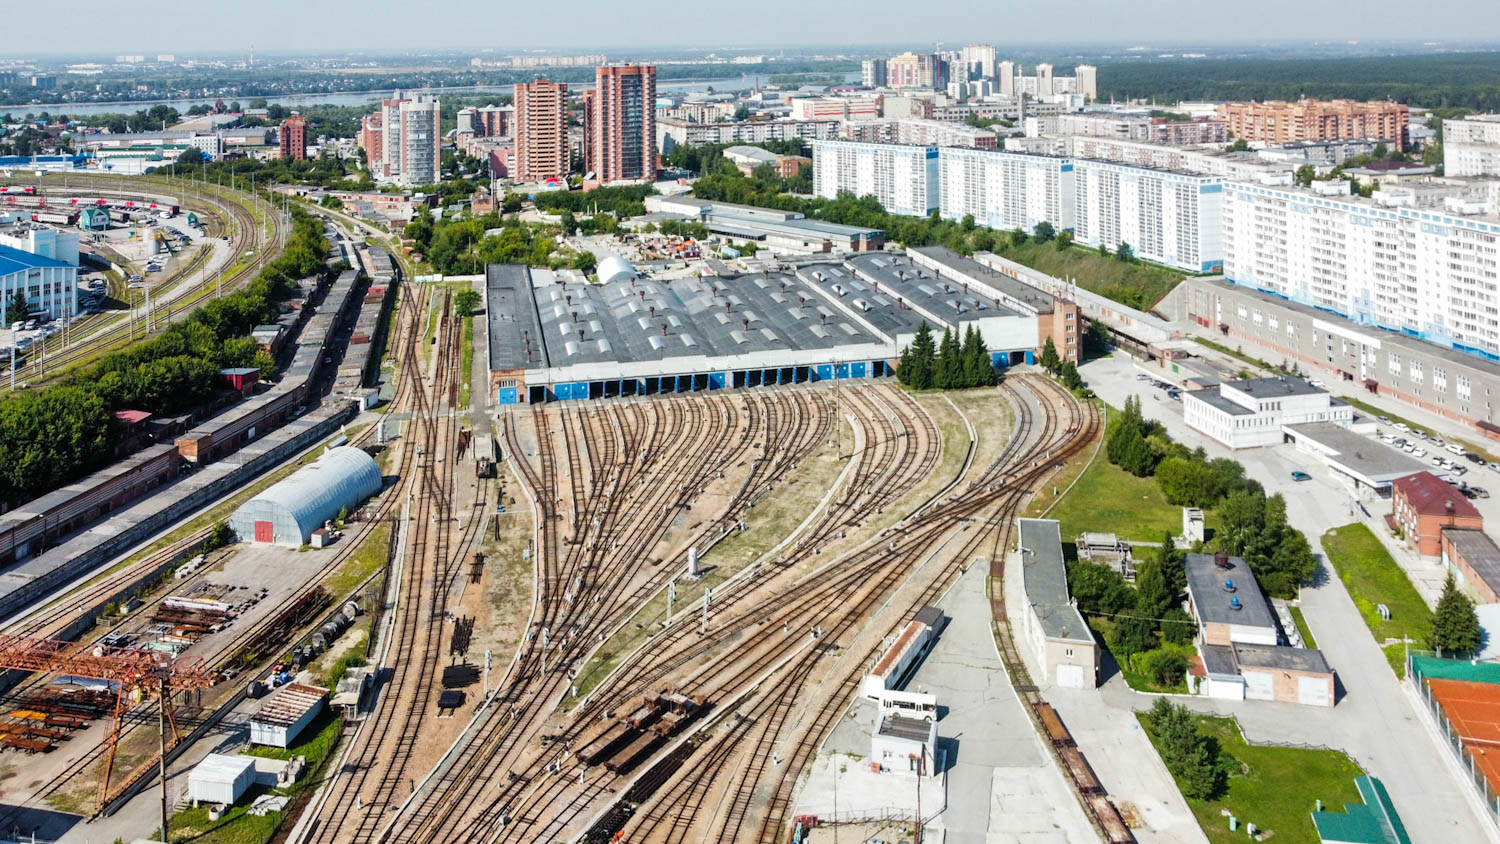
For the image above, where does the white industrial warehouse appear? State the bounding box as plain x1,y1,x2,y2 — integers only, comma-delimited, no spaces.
229,446,382,546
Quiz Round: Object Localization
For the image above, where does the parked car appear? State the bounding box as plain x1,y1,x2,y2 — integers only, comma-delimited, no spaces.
1475,487,1492,499
1291,471,1312,481
1413,448,1428,458
1490,462,1500,473
1467,453,1486,464
1446,444,1465,455
1394,422,1410,431
1453,465,1469,476
1377,415,1391,424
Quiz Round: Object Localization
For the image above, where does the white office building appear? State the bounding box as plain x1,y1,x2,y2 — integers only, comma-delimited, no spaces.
811,140,939,217
1183,376,1353,449
1072,159,1224,273
1444,115,1500,178
938,147,1074,234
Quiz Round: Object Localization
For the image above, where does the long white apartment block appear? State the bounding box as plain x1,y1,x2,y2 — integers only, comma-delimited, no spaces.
1043,135,1292,181
1222,179,1500,360
1072,159,1224,273
811,140,939,218
938,147,1074,234
1444,115,1500,178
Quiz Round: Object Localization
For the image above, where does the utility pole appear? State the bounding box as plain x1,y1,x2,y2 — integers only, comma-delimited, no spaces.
159,678,169,843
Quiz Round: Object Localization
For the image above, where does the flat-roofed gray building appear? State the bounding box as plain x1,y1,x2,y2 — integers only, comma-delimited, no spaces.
1017,518,1097,689
1172,276,1500,442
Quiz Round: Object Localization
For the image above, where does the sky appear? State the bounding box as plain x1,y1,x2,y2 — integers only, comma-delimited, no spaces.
14,0,1500,54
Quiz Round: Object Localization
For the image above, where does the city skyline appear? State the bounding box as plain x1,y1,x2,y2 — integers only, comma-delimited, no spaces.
9,0,1500,53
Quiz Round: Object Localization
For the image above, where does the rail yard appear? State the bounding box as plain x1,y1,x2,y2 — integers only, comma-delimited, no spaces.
0,213,1112,844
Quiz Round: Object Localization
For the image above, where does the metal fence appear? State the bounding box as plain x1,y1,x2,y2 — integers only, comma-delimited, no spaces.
1408,650,1500,826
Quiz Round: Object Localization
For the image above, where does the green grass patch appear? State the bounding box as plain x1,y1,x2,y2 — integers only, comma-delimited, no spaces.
459,314,474,408
1288,605,1318,649
1041,405,1212,541
1384,643,1409,680
168,709,343,843
323,521,391,601
998,240,1185,311
1189,336,1283,375
1085,618,1191,693
1138,712,1364,844
1322,523,1431,662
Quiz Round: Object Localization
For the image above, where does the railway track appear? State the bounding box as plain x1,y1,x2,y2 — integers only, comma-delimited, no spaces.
551,377,1094,844
0,242,403,823
370,390,842,844
0,174,286,390
379,385,939,844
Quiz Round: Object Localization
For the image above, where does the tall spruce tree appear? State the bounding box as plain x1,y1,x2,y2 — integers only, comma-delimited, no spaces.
905,321,937,389
1040,337,1061,372
1431,573,1482,656
936,327,961,390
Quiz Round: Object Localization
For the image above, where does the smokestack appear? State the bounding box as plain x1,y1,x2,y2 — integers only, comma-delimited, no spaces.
649,305,655,317
1213,551,1230,569
662,324,667,335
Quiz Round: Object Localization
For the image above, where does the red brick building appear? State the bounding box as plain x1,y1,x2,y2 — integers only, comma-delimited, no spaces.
586,63,657,185
514,80,570,184
279,114,308,161
1216,99,1410,151
1392,471,1482,556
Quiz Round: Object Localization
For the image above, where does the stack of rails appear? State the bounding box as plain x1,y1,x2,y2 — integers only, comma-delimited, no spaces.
0,269,368,622
575,692,706,774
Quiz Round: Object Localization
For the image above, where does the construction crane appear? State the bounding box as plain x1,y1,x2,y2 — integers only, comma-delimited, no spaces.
0,632,219,836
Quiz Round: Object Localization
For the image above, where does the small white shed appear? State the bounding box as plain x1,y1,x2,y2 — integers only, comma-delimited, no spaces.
250,682,328,748
188,753,256,806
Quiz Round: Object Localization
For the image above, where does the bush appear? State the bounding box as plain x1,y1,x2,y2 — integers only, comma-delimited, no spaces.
1161,607,1196,645
1141,647,1188,686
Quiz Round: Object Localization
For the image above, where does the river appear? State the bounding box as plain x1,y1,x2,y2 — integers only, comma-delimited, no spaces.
8,71,860,118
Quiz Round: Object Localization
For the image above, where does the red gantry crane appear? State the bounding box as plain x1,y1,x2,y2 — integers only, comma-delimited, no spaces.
0,632,219,832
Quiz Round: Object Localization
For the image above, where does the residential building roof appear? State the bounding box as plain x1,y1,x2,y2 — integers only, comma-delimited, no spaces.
1393,471,1482,520
1184,552,1277,630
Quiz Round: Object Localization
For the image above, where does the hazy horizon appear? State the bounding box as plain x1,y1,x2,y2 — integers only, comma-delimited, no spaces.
11,0,1500,55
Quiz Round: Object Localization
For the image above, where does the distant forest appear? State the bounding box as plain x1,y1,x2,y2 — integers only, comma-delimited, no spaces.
1097,52,1500,110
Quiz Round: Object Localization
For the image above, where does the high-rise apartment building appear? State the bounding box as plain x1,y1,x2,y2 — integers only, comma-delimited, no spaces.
961,44,997,80
1443,115,1500,177
279,114,308,161
1217,178,1500,366
886,52,942,90
358,112,383,172
1071,159,1223,273
475,105,514,138
998,61,1015,96
514,79,571,183
1035,64,1054,98
861,58,887,88
1216,99,1410,151
811,140,940,217
938,148,1074,234
1074,65,1098,101
586,63,657,185
363,93,440,186
395,95,440,186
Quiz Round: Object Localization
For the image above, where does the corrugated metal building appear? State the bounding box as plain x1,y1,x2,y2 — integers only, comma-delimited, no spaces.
229,447,381,546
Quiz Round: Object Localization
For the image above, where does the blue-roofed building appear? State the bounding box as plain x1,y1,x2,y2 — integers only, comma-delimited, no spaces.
0,242,78,321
